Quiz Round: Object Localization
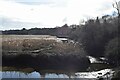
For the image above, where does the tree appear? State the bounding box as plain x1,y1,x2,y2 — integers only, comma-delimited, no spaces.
113,1,120,17
22,28,26,30
113,1,120,37
105,37,120,66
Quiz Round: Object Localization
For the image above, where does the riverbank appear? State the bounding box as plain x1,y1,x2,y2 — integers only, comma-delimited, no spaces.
2,35,117,79
2,35,90,71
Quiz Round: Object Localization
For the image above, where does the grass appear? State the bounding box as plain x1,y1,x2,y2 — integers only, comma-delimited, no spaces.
2,35,85,56
2,35,90,71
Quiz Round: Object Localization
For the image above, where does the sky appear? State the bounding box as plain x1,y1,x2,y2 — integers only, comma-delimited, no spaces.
0,0,120,30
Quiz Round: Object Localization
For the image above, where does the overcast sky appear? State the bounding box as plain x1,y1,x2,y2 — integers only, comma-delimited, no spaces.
0,0,120,30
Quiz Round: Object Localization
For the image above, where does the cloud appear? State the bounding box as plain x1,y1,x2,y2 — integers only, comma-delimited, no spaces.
0,0,69,30
0,0,67,22
5,0,69,7
0,17,44,30
0,0,117,30
13,0,56,6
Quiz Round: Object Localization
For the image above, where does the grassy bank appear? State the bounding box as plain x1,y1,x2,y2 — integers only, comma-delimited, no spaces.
2,35,90,71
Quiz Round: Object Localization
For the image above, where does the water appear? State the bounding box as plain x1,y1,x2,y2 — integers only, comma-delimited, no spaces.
2,71,69,78
1,67,114,80
1,56,114,79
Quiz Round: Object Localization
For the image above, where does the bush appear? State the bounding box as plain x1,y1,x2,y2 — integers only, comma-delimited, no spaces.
105,37,120,66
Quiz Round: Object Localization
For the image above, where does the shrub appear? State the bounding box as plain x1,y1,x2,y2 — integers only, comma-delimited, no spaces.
105,37,120,66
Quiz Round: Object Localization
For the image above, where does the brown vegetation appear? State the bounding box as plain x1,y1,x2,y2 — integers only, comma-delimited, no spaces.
2,35,90,71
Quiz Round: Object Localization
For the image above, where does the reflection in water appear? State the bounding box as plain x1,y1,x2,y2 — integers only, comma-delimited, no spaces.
1,69,114,80
2,71,40,78
2,67,75,79
1,67,114,80
2,71,69,78
0,71,2,79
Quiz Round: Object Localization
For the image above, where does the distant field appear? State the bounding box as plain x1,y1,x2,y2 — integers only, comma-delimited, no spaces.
2,35,82,55
1,35,57,41
2,35,58,53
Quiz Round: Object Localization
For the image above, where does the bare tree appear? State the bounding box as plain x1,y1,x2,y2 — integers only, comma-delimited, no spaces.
113,1,120,37
113,1,120,17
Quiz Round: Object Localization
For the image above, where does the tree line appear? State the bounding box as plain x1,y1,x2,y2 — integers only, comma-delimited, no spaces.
2,14,119,66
